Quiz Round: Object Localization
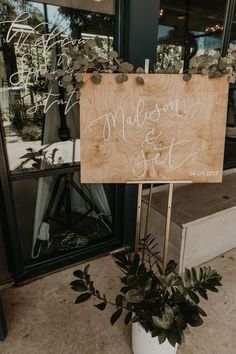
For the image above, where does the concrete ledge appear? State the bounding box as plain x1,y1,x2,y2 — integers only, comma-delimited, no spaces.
142,172,236,272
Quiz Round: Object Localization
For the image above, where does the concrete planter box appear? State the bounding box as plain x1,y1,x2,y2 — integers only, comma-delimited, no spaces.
142,173,236,273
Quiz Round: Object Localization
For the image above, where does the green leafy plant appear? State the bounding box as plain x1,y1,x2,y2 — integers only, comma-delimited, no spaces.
19,147,61,170
71,235,222,347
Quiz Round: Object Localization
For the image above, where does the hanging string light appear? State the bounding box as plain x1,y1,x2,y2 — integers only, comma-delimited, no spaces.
205,24,223,33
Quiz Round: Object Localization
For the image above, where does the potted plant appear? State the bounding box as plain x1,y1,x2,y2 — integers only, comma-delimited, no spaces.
70,235,222,354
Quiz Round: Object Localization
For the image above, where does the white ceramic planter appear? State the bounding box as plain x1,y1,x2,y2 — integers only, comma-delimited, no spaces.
132,322,178,354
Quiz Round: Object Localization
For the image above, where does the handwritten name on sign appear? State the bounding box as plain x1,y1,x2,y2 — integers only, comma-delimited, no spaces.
80,74,229,183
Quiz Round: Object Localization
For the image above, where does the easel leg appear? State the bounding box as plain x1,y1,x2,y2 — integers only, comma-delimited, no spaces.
162,183,174,271
144,184,153,237
135,184,142,253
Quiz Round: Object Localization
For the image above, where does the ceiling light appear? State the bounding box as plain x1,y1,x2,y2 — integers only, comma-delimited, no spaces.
205,24,223,33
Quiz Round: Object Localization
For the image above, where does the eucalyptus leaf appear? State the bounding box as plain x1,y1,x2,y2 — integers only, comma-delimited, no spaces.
73,61,81,70
97,57,107,64
108,65,118,71
91,72,102,85
175,62,183,71
202,68,209,75
167,65,176,73
116,74,128,84
135,76,145,85
189,68,198,74
44,73,54,81
56,69,65,76
84,44,90,55
108,50,118,59
88,62,96,68
136,67,145,73
183,73,192,82
66,84,74,92
75,74,83,82
76,81,84,89
63,75,72,82
87,39,96,48
208,71,215,79
120,62,134,73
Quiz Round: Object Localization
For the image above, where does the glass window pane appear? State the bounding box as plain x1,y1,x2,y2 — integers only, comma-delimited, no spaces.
13,176,115,264
157,1,226,70
0,0,115,174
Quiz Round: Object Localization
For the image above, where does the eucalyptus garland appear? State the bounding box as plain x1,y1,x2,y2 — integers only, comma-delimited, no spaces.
41,36,236,99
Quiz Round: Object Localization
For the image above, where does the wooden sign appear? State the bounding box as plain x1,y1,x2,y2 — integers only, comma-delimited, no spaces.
80,74,229,183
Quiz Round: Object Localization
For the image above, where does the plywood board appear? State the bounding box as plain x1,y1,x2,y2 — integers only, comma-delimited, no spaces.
80,74,229,183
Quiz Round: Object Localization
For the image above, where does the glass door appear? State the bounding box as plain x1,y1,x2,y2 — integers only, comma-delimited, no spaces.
0,0,125,281
224,6,236,167
157,0,226,70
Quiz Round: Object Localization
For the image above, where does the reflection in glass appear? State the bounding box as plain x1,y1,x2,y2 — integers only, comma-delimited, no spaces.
0,0,114,173
157,1,226,70
13,176,114,262
0,0,116,261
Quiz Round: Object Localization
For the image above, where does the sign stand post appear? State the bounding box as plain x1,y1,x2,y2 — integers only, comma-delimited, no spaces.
135,184,143,253
162,183,174,271
134,60,174,269
134,182,174,271
144,183,153,238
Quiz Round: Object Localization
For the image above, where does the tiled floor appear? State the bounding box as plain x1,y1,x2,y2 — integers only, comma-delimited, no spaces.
0,248,236,354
